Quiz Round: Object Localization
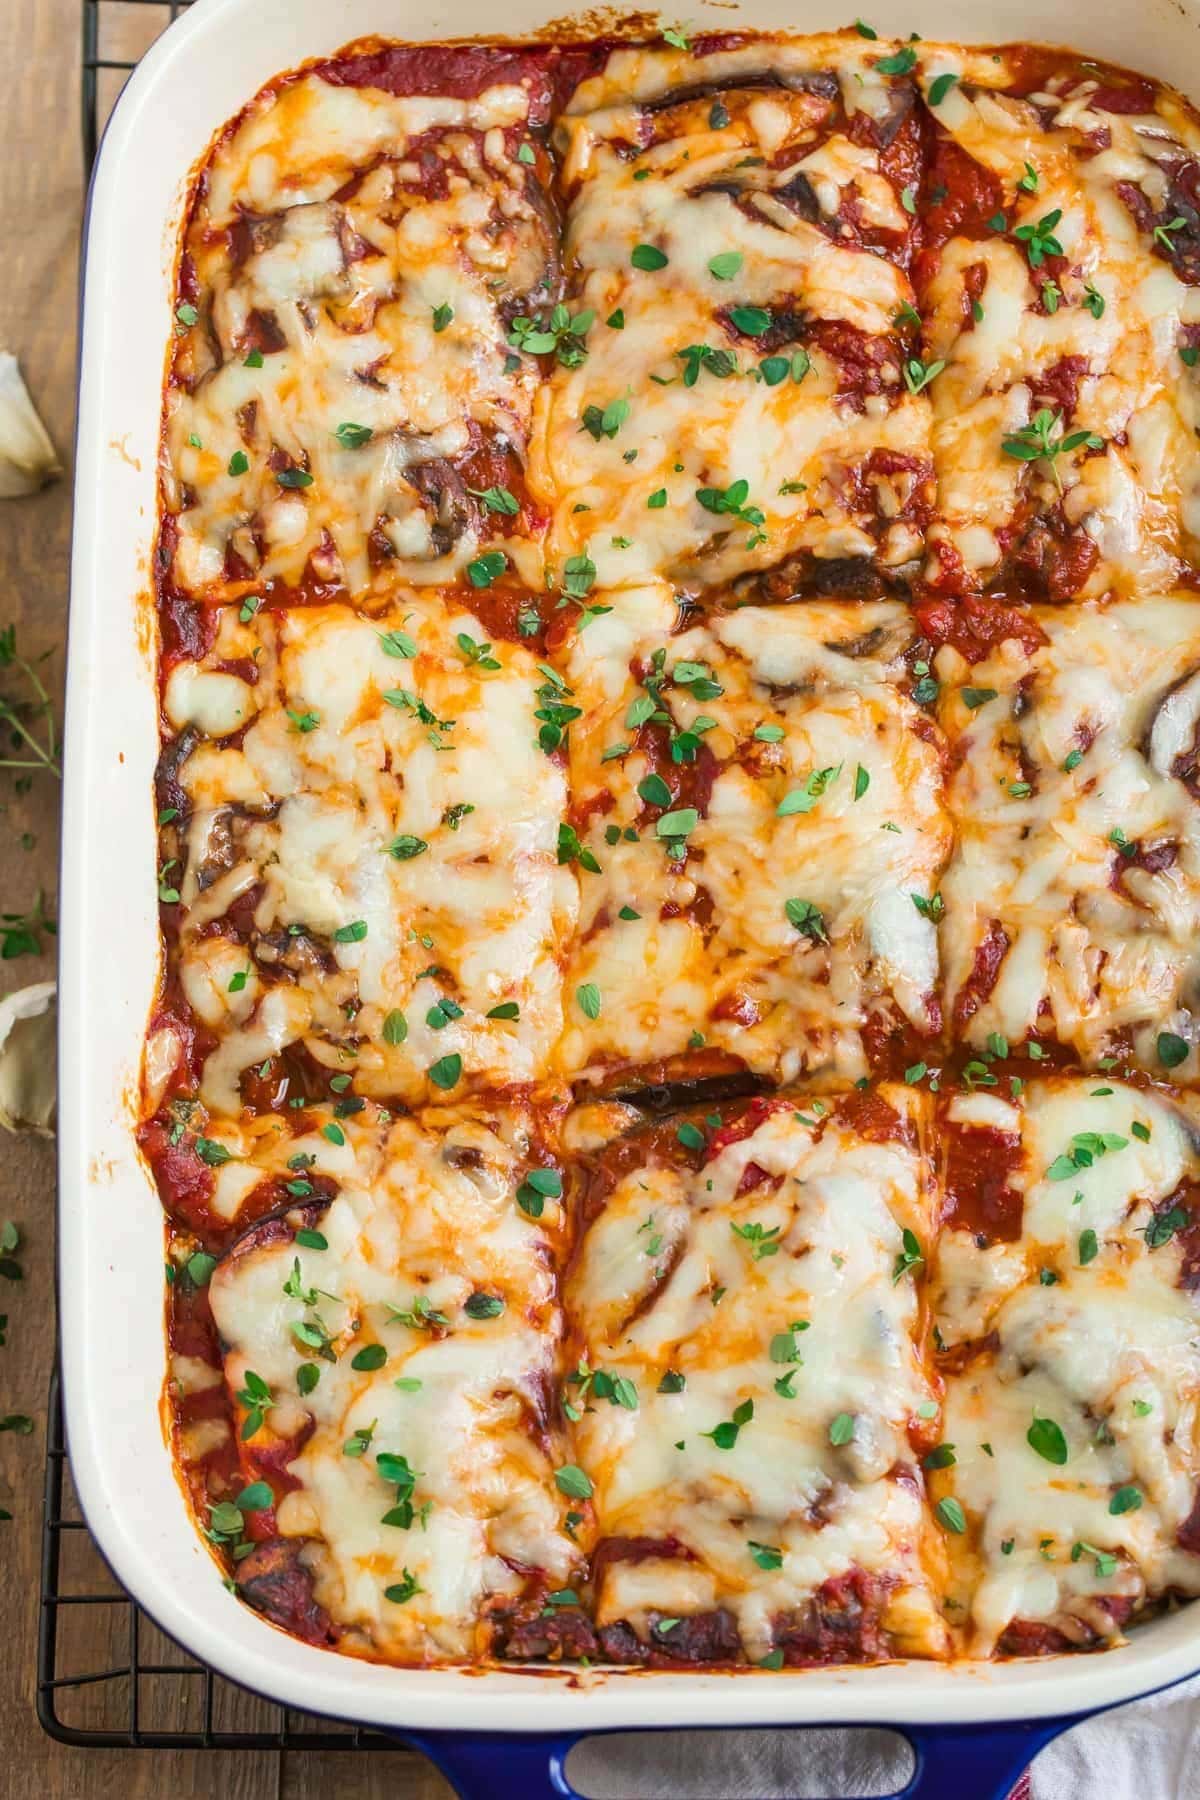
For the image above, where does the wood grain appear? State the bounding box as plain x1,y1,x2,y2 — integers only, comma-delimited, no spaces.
0,2,449,1792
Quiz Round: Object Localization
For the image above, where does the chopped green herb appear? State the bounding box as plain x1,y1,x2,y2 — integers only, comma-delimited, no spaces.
655,807,699,841
428,1054,462,1091
516,1167,562,1219
1083,281,1105,319
1046,1131,1128,1181
387,834,428,862
777,765,840,817
727,305,772,337
875,46,918,75
1154,216,1188,254
748,1540,783,1570
892,1227,924,1284
829,1412,855,1447
784,897,827,942
1027,1415,1069,1465
1157,1031,1189,1069
384,1571,422,1605
581,397,630,440
469,485,520,516
1013,208,1064,268
1002,408,1103,490
1145,1204,1189,1249
466,550,507,589
557,821,601,873
702,1397,754,1451
555,1463,593,1500
186,1251,217,1287
911,892,944,921
936,1497,966,1534
465,1292,505,1319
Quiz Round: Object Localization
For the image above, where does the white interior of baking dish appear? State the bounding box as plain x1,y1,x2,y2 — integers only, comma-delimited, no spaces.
60,0,1200,1734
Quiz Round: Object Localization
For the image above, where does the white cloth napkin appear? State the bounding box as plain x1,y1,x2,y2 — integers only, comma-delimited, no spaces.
566,1680,1200,1799
1032,1674,1200,1800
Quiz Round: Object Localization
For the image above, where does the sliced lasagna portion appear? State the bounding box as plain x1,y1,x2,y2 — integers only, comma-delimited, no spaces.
558,587,950,1089
531,35,934,598
935,596,1200,1073
203,1101,581,1661
932,1076,1200,1655
153,593,575,1112
913,47,1200,601
164,62,558,602
556,1087,949,1665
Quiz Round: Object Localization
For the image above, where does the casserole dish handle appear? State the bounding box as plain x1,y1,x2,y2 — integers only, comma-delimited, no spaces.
406,1713,1081,1799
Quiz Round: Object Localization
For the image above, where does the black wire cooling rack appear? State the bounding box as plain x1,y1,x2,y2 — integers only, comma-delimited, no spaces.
38,1370,414,1750
81,0,190,169
40,3,414,1755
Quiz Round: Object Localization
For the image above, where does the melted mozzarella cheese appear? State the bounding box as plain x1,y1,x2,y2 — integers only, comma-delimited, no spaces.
173,597,575,1111
938,598,1200,1069
533,48,929,590
168,77,547,600
934,1077,1200,1653
208,1105,575,1659
561,600,950,1084
152,31,1200,1675
919,69,1200,594
566,1092,947,1661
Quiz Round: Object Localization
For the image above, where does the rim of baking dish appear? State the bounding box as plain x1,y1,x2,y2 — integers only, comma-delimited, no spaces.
60,0,1200,1733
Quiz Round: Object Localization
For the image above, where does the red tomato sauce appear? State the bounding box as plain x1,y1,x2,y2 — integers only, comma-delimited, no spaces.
940,1119,1024,1242
951,921,1010,1034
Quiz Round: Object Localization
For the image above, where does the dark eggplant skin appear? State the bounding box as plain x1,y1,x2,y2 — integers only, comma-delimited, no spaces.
642,67,841,112
597,1610,742,1664
236,1537,340,1646
579,1047,769,1117
595,1069,769,1115
733,551,913,609
492,1603,746,1667
490,1606,599,1662
403,458,481,558
219,1194,333,1269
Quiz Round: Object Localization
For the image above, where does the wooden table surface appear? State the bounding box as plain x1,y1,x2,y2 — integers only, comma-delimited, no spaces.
0,2,450,1792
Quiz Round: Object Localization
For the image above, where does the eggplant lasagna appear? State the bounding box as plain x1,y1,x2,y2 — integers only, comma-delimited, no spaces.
144,28,1200,1669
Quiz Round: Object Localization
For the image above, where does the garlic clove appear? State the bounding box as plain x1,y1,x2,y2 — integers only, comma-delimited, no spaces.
0,981,56,1136
0,353,62,499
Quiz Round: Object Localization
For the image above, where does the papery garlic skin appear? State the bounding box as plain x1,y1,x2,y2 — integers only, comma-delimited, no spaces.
0,354,61,499
0,981,56,1135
